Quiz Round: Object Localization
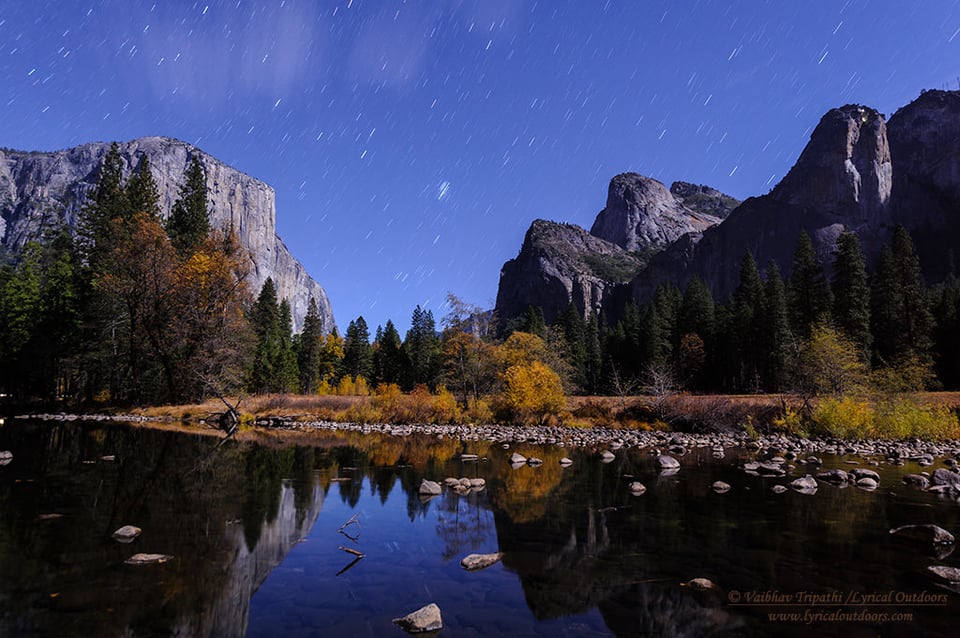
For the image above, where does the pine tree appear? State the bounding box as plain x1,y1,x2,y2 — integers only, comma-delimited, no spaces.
762,261,793,391
871,226,934,377
787,230,833,339
733,252,766,391
297,297,324,393
932,275,960,388
403,305,441,389
167,155,210,254
276,299,299,392
126,155,161,219
249,278,282,393
78,142,131,267
0,243,42,400
342,316,374,382
832,231,871,358
372,320,404,386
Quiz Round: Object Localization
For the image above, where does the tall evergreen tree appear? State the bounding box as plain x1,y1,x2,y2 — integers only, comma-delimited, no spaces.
297,297,324,393
342,316,374,382
249,278,283,393
870,226,934,379
832,231,871,358
403,305,441,389
167,155,210,254
276,299,299,392
0,243,42,401
733,252,766,391
932,275,960,388
372,320,404,385
126,155,161,219
762,261,793,391
78,142,131,269
787,230,833,339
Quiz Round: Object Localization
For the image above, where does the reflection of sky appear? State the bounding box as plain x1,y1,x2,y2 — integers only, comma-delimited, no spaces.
249,475,608,637
3,1,957,333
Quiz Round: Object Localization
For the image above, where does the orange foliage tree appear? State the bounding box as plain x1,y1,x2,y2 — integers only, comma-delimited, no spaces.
500,360,565,425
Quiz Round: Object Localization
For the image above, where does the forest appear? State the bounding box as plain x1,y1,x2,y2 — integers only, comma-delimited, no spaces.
1,145,959,433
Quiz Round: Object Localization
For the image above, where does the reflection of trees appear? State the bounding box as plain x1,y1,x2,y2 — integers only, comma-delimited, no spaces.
434,489,496,561
0,421,326,638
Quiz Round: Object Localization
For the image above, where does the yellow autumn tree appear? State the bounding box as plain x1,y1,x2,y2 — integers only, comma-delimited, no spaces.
500,360,565,425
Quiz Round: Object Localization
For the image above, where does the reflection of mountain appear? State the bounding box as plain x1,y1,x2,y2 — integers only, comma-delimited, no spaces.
177,480,326,637
0,421,324,638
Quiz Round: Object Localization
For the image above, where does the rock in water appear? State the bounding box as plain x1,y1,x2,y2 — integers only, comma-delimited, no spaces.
928,565,960,583
771,485,788,494
889,524,955,544
902,474,931,489
931,468,960,487
790,475,818,492
0,450,12,466
685,578,717,591
601,450,616,462
460,553,503,571
418,479,442,496
124,553,173,565
509,453,527,464
657,455,680,469
111,525,142,543
629,482,647,495
712,481,731,494
559,457,573,466
816,469,849,484
392,603,443,633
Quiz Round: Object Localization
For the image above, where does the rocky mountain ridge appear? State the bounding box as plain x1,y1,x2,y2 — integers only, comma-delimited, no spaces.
496,89,960,325
496,172,737,323
0,136,333,333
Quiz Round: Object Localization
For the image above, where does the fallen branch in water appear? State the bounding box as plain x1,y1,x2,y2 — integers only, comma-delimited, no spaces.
338,545,364,558
338,513,361,541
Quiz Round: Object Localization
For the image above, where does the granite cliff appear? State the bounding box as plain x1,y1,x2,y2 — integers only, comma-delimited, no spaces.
497,90,960,326
0,136,333,332
496,174,735,323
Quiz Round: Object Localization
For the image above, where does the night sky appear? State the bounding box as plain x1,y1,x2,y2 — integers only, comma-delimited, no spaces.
1,0,958,334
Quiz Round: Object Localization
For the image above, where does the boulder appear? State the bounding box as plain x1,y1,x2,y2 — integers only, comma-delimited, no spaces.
460,553,503,571
657,455,680,470
903,474,931,489
928,565,960,583
111,525,142,544
790,475,818,491
889,524,955,545
850,468,880,482
509,453,527,464
711,481,732,494
418,479,442,496
856,477,878,490
931,468,960,487
816,469,849,484
392,603,443,634
124,553,173,565
629,482,647,495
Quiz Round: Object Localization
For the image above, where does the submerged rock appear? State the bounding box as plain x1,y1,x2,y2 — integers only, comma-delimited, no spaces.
124,553,173,565
890,524,955,545
111,525,142,544
460,552,503,571
392,603,443,633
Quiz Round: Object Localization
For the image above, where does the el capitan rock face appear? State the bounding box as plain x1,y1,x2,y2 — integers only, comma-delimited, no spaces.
0,137,333,332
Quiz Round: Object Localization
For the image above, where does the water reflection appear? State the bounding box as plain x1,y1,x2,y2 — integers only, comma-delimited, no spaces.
1,421,959,637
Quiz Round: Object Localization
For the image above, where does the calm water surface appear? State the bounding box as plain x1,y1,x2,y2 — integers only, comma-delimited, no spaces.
1,419,959,637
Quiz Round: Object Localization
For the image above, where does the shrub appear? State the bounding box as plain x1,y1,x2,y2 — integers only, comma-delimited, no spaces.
810,396,873,439
498,361,565,425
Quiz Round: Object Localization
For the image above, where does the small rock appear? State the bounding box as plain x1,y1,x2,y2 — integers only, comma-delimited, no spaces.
712,481,731,493
392,603,443,633
559,457,573,466
685,578,717,591
460,552,502,571
902,474,931,489
928,565,960,583
469,478,486,488
771,485,788,494
111,525,142,543
755,462,786,476
856,477,878,490
790,475,818,491
460,454,479,462
629,481,647,495
124,553,173,565
0,450,12,466
527,457,543,466
931,468,960,487
418,479,442,495
509,453,527,464
816,469,849,484
601,450,616,462
890,524,955,545
657,455,680,470
444,477,460,487
850,468,880,482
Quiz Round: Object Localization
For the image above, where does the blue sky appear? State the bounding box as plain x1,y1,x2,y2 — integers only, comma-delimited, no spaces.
1,0,958,334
